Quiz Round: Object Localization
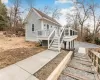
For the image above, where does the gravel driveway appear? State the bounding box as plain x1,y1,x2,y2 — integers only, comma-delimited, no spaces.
74,41,100,52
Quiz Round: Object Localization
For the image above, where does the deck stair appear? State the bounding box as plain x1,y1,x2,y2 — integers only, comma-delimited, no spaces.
49,38,59,51
48,27,65,52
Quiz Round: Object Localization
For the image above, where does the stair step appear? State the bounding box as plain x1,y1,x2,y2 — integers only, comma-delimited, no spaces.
49,47,59,51
52,43,58,45
53,41,58,43
51,45,58,48
50,46,58,49
54,39,58,41
54,40,58,41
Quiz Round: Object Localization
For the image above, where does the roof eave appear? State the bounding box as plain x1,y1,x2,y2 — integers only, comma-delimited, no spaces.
39,17,62,27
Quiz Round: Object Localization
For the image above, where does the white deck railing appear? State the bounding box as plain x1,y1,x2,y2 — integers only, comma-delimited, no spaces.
34,28,78,38
64,28,78,37
34,29,53,37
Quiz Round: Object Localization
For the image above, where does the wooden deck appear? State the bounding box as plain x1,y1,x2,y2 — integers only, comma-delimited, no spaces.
58,52,100,80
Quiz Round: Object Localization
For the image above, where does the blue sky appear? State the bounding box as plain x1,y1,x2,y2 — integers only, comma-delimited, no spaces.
2,0,74,25
2,0,100,26
5,0,73,10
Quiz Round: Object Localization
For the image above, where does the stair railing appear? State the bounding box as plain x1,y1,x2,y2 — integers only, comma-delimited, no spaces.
58,27,65,51
48,29,56,49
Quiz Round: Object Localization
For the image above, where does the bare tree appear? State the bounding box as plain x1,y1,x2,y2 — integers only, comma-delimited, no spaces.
89,0,100,42
93,16,100,39
66,13,79,30
41,6,61,19
73,0,90,40
13,0,21,27
8,0,22,28
40,6,51,15
51,7,62,19
8,7,13,27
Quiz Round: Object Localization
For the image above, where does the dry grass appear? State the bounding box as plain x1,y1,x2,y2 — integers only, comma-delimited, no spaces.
89,48,100,53
0,32,46,69
0,35,36,52
0,47,46,69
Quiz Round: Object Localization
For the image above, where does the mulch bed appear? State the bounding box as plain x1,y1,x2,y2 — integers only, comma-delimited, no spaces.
0,47,46,69
34,50,69,80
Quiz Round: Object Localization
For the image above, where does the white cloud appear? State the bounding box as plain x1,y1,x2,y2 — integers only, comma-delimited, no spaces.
58,6,77,26
1,0,8,3
55,0,72,4
60,6,77,15
57,16,67,26
55,0,77,4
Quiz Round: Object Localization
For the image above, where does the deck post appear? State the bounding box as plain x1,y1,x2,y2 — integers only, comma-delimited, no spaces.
64,41,66,50
72,40,74,49
69,27,70,36
71,41,73,49
69,41,70,50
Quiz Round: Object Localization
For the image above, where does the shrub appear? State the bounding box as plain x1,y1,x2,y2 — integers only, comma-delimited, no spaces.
35,42,42,47
84,34,93,43
95,38,100,45
3,27,25,37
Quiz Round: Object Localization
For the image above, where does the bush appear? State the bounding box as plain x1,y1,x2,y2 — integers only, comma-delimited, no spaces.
4,27,25,37
35,41,42,47
95,38,100,45
84,34,93,43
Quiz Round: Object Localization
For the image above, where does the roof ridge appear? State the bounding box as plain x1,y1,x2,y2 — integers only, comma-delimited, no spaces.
33,8,61,26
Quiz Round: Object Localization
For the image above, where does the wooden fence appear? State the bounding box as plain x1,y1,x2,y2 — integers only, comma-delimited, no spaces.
88,50,100,73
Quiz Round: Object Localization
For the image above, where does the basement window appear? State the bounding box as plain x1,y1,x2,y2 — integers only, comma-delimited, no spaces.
32,24,34,31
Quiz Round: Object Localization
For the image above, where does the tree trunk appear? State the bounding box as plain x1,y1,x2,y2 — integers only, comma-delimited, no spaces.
80,24,83,41
92,12,96,43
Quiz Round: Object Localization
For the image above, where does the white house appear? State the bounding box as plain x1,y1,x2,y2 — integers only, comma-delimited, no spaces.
25,8,62,41
25,8,78,51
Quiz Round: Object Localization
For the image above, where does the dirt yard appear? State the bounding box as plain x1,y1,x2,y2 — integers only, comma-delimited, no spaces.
0,32,46,69
0,32,35,52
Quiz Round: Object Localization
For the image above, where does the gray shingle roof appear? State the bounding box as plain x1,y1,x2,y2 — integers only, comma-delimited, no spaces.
33,8,61,26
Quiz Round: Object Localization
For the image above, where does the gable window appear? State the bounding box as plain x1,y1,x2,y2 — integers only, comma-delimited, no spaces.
47,24,49,29
32,24,34,31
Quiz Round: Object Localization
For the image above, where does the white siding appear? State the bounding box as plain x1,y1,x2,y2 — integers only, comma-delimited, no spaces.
25,10,41,41
43,20,57,30
42,20,61,37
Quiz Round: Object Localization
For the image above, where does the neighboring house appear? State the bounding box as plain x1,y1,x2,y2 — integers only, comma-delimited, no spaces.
25,8,78,51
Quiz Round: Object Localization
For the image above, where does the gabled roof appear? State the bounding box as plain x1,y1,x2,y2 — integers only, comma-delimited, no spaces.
33,8,61,27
